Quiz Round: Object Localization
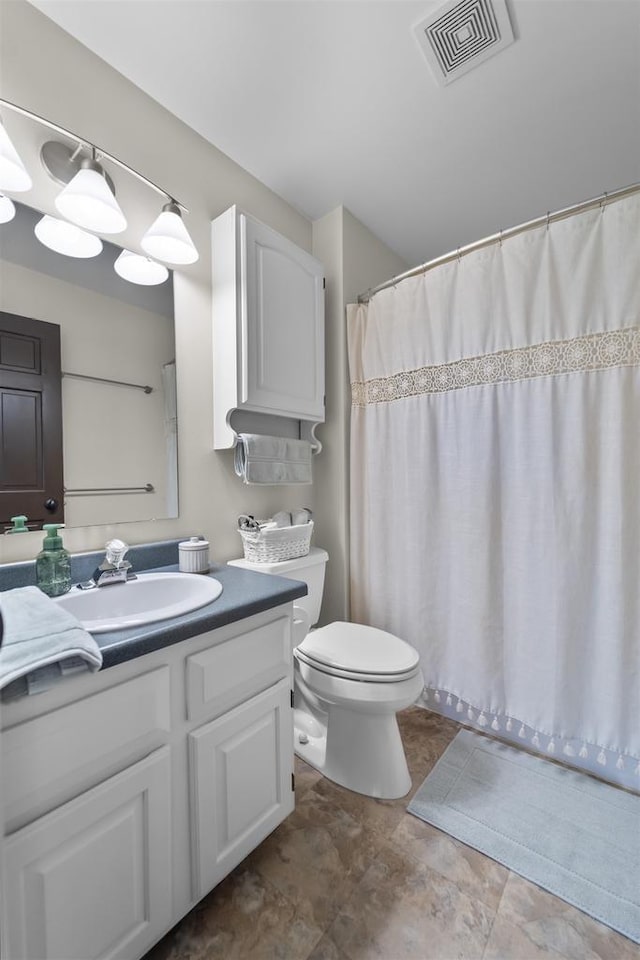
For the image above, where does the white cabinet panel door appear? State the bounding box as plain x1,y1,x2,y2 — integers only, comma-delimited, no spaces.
3,748,172,960
242,214,324,419
189,678,294,897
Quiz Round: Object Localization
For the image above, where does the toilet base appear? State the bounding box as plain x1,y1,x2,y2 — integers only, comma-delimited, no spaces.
294,706,412,800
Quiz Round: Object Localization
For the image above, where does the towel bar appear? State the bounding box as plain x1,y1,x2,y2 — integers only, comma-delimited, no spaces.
64,484,154,497
62,372,153,394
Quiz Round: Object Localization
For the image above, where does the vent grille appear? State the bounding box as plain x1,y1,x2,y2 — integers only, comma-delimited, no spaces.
413,0,515,85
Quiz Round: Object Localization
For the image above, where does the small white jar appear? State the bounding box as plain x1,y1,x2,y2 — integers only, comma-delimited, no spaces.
178,537,210,574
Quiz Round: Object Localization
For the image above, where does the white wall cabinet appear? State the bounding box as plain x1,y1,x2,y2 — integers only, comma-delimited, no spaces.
1,605,295,960
212,206,325,449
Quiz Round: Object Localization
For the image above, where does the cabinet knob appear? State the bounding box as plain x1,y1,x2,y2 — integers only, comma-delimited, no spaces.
44,498,59,512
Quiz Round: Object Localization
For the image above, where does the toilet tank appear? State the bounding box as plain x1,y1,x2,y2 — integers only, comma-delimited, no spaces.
228,546,328,626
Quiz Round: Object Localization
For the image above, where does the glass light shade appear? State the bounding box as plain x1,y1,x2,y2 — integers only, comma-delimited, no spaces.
0,194,16,224
0,123,33,192
55,163,127,234
141,203,198,265
34,215,103,258
114,250,169,286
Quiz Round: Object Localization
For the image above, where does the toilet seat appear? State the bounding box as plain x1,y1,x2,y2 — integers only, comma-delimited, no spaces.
296,621,421,683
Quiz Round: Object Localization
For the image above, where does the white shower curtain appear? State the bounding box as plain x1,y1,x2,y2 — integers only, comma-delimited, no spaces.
348,193,640,786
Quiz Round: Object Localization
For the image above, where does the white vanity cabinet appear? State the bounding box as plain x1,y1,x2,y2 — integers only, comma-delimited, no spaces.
1,604,295,960
212,206,325,449
3,749,172,960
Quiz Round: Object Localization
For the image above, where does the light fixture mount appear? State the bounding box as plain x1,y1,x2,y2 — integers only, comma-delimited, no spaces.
40,140,116,194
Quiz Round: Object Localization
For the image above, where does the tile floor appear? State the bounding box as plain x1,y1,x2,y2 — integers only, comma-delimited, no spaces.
144,708,640,960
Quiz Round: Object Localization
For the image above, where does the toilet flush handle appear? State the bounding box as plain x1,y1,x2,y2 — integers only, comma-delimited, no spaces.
292,604,311,647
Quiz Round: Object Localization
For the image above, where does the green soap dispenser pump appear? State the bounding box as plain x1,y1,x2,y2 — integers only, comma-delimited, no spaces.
36,524,72,598
7,515,29,534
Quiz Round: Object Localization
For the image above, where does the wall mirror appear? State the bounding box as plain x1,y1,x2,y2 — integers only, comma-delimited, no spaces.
0,200,177,529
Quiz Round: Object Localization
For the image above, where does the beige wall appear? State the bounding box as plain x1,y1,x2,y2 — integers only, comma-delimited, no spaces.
0,1,317,565
313,208,406,624
0,3,406,614
311,209,345,623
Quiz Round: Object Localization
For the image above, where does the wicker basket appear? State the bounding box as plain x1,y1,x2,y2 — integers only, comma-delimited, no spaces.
239,520,313,564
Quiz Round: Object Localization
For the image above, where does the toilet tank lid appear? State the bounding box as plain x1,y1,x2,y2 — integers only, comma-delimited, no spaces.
228,546,328,575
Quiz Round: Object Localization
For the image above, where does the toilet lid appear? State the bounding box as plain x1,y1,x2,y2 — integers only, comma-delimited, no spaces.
296,621,420,680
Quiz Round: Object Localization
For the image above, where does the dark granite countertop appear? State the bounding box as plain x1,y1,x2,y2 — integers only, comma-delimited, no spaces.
0,540,306,688
93,562,306,668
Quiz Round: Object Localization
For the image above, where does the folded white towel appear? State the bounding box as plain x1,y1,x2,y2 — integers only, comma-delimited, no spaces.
234,434,312,485
0,586,103,690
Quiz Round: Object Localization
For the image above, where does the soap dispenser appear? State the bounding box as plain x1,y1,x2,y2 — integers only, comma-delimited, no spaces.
36,524,72,597
6,515,29,534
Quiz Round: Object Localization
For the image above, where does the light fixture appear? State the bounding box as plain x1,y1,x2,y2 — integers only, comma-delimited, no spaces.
114,249,169,285
54,150,127,235
0,194,16,223
0,121,32,192
34,214,103,258
141,201,199,265
1,98,199,277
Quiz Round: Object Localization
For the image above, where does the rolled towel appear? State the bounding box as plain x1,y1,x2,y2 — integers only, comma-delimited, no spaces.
272,511,292,527
234,434,312,485
0,586,103,690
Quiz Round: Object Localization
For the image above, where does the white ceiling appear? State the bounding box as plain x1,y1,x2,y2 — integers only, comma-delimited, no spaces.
29,0,640,267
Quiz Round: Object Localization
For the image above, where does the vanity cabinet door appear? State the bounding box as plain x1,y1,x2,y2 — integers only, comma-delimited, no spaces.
2,747,172,960
189,677,294,898
242,214,325,420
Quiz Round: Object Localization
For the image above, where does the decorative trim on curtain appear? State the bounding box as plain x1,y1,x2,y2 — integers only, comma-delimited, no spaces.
420,685,640,777
352,327,640,405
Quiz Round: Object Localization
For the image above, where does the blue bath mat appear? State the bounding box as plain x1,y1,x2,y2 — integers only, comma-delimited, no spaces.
408,729,640,944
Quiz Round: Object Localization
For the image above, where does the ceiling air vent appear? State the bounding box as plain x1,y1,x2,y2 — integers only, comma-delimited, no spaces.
413,0,515,86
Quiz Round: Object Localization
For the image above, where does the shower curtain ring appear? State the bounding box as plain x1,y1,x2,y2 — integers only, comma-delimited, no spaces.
546,212,551,232
498,230,503,248
600,191,608,213
456,247,461,263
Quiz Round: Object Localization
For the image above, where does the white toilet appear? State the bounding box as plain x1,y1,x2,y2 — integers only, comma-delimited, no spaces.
228,547,424,799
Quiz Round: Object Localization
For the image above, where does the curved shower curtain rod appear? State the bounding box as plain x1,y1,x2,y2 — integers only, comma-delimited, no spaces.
357,180,640,304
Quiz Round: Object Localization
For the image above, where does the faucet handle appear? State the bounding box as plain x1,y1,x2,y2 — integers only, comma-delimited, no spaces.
105,538,129,567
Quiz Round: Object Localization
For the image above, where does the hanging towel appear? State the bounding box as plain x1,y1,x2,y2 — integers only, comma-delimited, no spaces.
234,434,313,485
0,586,103,690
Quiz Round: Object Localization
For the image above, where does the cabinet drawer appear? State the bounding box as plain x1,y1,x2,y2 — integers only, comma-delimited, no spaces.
3,747,172,960
186,615,290,722
2,666,171,831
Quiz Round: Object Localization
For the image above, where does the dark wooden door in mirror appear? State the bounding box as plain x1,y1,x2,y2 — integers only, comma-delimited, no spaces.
0,312,64,529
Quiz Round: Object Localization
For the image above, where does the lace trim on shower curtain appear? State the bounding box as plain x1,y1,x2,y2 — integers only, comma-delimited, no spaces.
351,326,640,405
420,685,640,778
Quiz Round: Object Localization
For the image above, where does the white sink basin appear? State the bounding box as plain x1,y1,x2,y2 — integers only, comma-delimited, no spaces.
54,572,223,633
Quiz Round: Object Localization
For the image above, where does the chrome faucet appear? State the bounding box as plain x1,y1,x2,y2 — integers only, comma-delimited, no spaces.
85,539,136,588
